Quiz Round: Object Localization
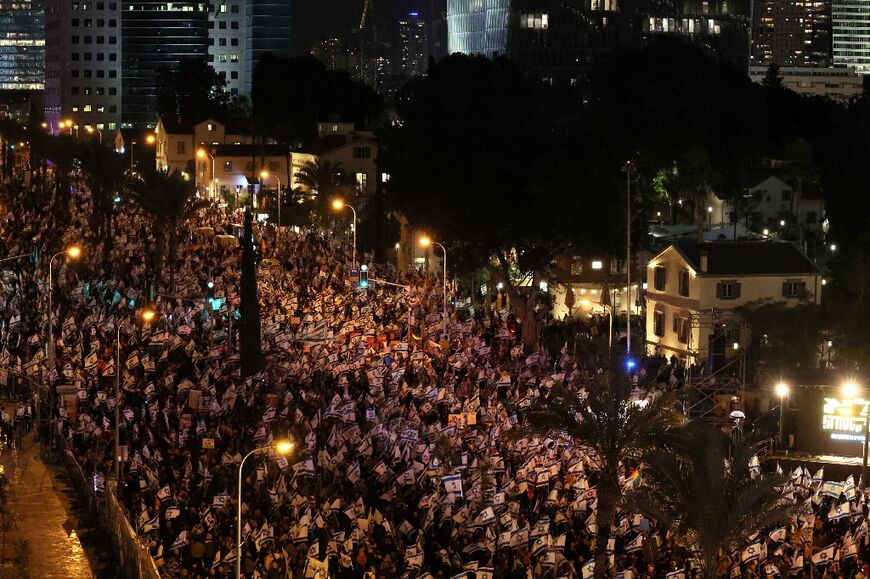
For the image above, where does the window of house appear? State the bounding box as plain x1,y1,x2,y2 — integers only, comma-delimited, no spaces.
356,172,368,192
782,279,805,298
231,21,239,29
231,38,238,46
673,315,689,343
653,310,665,337
224,161,233,172
353,146,372,159
781,190,792,202
678,270,690,297
177,141,185,155
231,4,239,12
219,38,226,46
268,161,279,171
654,266,666,291
716,280,741,300
219,21,226,29
230,71,238,79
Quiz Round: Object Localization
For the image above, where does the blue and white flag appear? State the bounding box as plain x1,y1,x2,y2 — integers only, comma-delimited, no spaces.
741,543,762,563
442,474,463,496
812,544,836,566
828,501,850,521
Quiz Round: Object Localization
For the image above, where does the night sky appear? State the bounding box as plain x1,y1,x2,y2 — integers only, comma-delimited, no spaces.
293,0,441,54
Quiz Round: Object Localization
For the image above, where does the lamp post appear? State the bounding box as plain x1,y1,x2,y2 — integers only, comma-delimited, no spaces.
843,381,869,487
419,236,448,340
47,245,81,446
237,441,293,579
331,199,357,268
197,148,216,201
775,382,789,451
85,126,103,144
115,308,156,484
259,170,282,233
622,161,634,359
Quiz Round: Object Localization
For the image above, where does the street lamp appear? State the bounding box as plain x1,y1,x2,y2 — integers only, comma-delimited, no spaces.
237,441,294,579
85,126,102,144
419,236,448,340
622,160,635,358
47,245,81,447
260,170,282,233
842,381,869,486
62,119,74,135
775,382,789,451
331,199,357,268
115,308,156,484
197,148,216,201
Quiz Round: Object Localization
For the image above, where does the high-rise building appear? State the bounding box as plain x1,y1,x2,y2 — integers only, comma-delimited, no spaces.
311,38,361,76
447,0,752,77
752,0,831,67
0,0,45,91
399,11,429,77
45,0,289,131
210,1,247,98
244,0,292,94
44,0,122,133
833,0,870,72
122,1,209,128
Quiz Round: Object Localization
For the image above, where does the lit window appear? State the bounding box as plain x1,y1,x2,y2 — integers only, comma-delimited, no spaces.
591,260,603,270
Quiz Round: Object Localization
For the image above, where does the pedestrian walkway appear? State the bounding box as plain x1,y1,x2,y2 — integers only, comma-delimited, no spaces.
0,432,94,579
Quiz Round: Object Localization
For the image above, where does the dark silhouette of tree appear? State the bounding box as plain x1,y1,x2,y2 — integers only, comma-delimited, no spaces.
630,420,795,579
127,168,204,290
292,159,357,227
156,59,232,125
762,63,783,90
76,139,128,262
518,375,679,579
239,208,263,377
251,54,384,147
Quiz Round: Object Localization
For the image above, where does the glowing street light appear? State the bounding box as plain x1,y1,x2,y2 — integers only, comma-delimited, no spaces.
197,148,216,201
775,382,789,451
331,199,357,268
237,441,294,579
260,170,282,234
85,126,103,144
47,245,81,449
419,236,448,339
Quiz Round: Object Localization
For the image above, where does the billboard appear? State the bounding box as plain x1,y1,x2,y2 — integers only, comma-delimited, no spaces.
822,397,868,443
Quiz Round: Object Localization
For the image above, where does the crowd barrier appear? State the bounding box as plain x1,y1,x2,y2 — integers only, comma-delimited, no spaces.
55,433,161,579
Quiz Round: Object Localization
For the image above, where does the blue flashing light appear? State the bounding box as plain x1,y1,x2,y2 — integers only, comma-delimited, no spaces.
408,11,419,16
114,196,122,203
625,358,637,371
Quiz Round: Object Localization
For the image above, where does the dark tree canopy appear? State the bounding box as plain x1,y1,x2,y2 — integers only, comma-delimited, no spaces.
251,55,384,147
156,59,232,125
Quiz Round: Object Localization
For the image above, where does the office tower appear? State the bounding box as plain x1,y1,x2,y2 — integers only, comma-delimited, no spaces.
399,11,429,77
447,0,751,77
44,0,122,132
122,1,209,128
311,38,361,76
245,0,292,94
210,1,247,98
752,0,831,67
0,0,45,91
833,0,870,72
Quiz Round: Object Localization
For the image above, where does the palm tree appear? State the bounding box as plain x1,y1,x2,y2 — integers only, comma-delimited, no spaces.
127,168,204,291
293,159,357,223
629,420,795,579
45,134,79,223
519,374,679,579
77,140,128,262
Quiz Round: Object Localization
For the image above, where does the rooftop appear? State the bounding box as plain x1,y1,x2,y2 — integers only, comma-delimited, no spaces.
672,240,821,276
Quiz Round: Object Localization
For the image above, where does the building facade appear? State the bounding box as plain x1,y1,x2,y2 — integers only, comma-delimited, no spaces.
399,11,429,77
209,0,246,97
752,0,831,67
833,0,870,72
44,0,121,132
748,65,861,100
645,241,822,365
447,0,751,78
121,1,209,129
244,0,292,94
0,0,45,91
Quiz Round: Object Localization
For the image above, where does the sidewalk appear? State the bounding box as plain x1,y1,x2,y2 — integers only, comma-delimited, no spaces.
0,432,94,579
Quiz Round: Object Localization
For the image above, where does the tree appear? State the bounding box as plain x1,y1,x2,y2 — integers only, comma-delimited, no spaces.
292,159,357,226
251,55,384,147
630,420,794,579
762,63,783,90
126,168,204,290
518,375,679,579
239,208,263,377
156,59,231,125
76,140,128,262
388,54,622,347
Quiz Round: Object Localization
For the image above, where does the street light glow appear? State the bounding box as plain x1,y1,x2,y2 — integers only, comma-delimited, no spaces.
141,309,156,323
843,381,860,399
67,246,82,259
332,199,345,211
146,134,156,145
419,236,431,247
196,148,207,158
260,170,269,179
775,382,789,398
275,441,294,455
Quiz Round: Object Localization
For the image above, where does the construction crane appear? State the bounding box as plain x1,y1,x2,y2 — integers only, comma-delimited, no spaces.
359,0,370,31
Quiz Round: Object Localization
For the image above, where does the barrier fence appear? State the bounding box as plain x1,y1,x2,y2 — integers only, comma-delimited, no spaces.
55,433,161,579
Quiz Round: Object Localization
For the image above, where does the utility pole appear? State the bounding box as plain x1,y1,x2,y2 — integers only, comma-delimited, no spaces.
623,161,634,358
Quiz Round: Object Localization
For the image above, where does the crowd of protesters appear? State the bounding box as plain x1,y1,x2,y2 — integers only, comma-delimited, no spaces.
0,181,868,579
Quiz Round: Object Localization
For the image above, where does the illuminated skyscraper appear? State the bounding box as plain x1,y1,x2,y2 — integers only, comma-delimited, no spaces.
0,0,45,90
833,0,870,72
399,11,429,77
752,0,831,67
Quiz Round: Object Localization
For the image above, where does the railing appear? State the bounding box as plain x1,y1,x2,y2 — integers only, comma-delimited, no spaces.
755,436,777,462
55,434,161,579
683,355,745,421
